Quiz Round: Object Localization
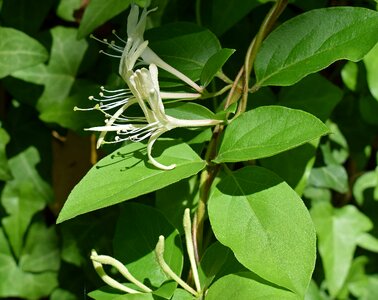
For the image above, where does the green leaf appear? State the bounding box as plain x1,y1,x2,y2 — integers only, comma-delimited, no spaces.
171,288,194,300
7,146,53,202
113,203,182,296
0,228,58,299
0,27,48,78
350,275,378,300
57,0,82,22
19,222,60,273
214,106,329,163
356,233,378,253
359,95,378,126
364,42,378,101
0,127,12,181
200,48,235,87
39,80,103,131
1,180,46,258
206,272,300,300
146,23,221,82
310,202,373,297
308,164,349,193
165,102,216,120
204,0,261,36
12,27,88,117
341,61,359,92
78,0,131,39
1,0,54,34
278,74,343,122
57,140,205,223
254,7,378,87
208,166,316,296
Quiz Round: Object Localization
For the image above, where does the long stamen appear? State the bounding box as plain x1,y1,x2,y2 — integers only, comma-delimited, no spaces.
112,29,128,44
99,50,122,58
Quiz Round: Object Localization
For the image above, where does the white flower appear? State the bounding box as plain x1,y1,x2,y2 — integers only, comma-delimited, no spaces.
87,64,222,170
90,249,152,294
92,4,202,93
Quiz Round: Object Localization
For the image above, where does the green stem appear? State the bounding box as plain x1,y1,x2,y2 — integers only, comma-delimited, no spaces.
239,0,288,115
195,0,202,26
193,0,288,264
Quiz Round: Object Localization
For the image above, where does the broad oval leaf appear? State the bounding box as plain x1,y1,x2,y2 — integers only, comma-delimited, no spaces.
208,166,316,296
214,106,329,163
254,7,378,87
113,203,182,298
57,140,205,223
0,27,48,78
206,272,300,300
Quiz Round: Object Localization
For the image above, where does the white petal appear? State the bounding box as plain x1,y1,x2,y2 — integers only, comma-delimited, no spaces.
147,130,176,170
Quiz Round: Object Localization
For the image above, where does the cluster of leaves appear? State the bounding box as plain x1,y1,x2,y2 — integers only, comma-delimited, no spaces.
1,0,378,299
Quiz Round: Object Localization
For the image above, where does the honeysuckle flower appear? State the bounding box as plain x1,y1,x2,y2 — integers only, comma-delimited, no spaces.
92,4,203,93
86,64,222,170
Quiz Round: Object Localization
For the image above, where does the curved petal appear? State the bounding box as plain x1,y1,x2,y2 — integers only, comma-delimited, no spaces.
147,129,176,170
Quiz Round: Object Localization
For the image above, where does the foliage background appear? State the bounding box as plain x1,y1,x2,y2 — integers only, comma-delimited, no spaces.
1,0,378,299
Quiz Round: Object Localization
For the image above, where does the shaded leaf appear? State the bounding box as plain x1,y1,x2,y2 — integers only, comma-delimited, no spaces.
78,0,131,39
146,23,221,82
204,0,261,36
198,242,246,289
156,176,198,234
1,0,54,34
278,73,343,122
200,48,235,87
113,203,182,297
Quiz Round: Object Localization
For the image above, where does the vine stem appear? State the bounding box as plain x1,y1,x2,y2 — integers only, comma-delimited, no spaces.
193,0,288,260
